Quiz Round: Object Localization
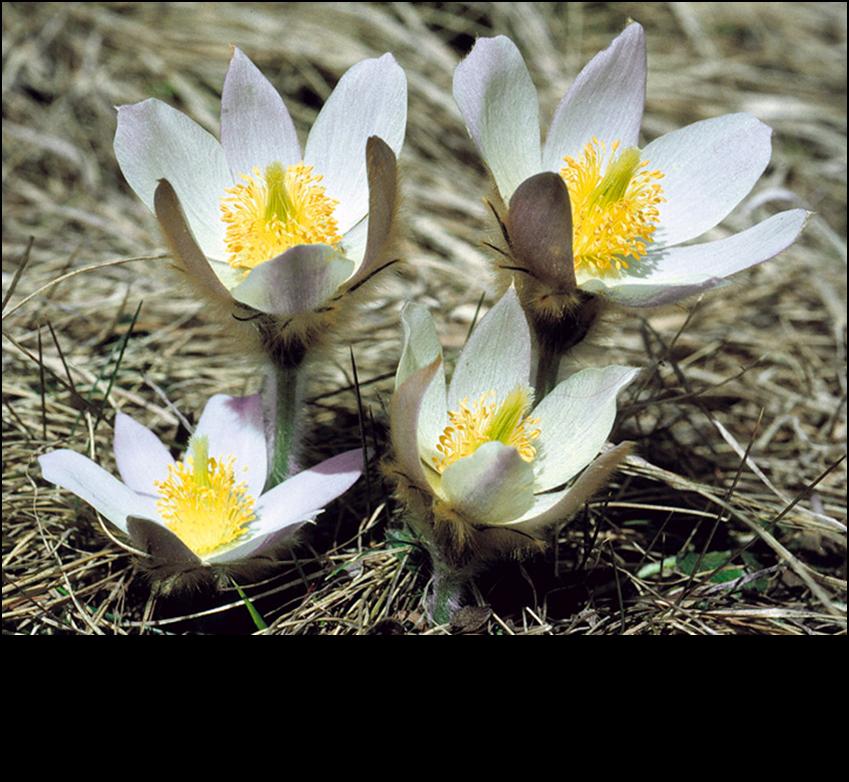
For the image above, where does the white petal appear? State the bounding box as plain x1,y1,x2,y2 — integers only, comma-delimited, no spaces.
397,302,444,383
441,441,535,525
590,209,809,307
533,366,638,492
204,535,265,564
206,259,246,291
114,99,232,260
193,394,267,498
230,245,354,316
252,448,363,535
397,302,449,465
304,54,407,234
113,413,174,497
452,36,541,200
341,216,369,268
220,47,301,178
203,521,311,564
511,443,632,532
643,113,772,247
543,22,646,169
38,450,158,533
447,287,531,411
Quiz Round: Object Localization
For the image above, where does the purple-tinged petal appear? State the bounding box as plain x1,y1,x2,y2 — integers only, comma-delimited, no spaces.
390,357,443,491
154,179,239,300
441,441,535,525
397,302,448,466
643,113,772,247
453,36,541,200
221,47,301,179
230,244,354,316
252,448,363,535
543,23,646,169
194,394,267,498
203,522,310,564
38,449,158,533
511,443,632,532
115,99,232,260
533,367,638,492
591,209,809,307
447,287,531,411
591,279,729,308
305,54,407,234
113,413,174,497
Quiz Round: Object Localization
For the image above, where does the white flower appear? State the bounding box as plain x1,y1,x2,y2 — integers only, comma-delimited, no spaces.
390,288,637,537
453,24,808,307
38,394,363,566
115,48,405,321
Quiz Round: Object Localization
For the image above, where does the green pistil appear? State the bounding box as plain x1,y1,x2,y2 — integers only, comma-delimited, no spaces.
264,162,292,221
591,146,641,206
486,388,530,444
190,435,210,487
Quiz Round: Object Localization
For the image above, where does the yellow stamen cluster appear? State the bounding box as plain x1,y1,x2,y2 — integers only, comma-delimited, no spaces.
155,436,256,557
433,387,541,474
220,161,342,273
560,138,665,276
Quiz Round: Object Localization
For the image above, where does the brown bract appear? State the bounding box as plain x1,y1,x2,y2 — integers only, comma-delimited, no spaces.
482,178,605,358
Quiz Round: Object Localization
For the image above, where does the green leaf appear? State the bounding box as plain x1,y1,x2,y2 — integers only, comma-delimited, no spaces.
385,528,417,548
229,577,268,631
746,577,770,593
636,556,677,579
709,567,745,584
675,550,771,589
677,550,731,575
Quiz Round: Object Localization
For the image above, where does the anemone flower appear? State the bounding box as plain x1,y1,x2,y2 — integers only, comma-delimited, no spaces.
390,287,637,557
452,24,808,314
115,48,405,361
38,393,363,568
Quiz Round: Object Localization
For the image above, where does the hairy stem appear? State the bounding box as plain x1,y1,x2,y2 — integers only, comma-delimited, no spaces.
429,556,471,625
263,361,307,491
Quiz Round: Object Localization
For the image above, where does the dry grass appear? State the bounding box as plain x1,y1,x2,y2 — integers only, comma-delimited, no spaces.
2,1,846,635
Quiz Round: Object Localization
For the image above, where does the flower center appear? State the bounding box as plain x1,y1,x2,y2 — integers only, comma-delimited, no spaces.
432,386,541,474
220,161,342,273
155,436,256,556
560,138,665,276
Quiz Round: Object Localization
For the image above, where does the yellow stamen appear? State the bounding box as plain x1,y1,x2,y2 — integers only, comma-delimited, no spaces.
155,436,256,557
432,386,541,474
560,138,665,277
220,161,342,273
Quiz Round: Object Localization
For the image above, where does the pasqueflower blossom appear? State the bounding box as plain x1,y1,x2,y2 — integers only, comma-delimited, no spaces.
390,287,637,548
38,394,363,566
115,48,405,347
453,24,808,308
